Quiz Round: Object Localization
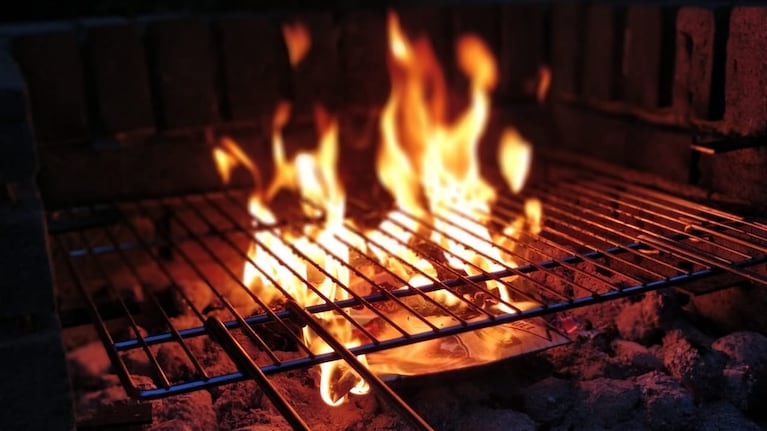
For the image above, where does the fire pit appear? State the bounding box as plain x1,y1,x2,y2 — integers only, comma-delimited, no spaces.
3,2,767,430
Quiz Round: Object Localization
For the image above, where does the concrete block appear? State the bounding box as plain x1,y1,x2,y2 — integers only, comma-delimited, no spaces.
624,6,676,110
724,7,767,134
12,29,88,144
582,4,622,101
288,13,340,121
673,7,716,120
86,22,155,134
550,3,585,97
216,14,290,122
339,10,389,110
146,18,219,130
500,4,547,100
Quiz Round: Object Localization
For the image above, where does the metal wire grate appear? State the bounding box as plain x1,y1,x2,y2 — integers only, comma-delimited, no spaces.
50,165,767,430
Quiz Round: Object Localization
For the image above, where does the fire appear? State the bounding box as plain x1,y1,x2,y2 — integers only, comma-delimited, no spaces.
212,11,541,407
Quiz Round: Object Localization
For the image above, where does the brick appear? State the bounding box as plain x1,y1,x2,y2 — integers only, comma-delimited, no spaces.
216,15,290,122
499,4,547,100
0,122,36,182
146,18,219,130
550,3,585,97
0,45,28,122
582,4,621,101
339,10,389,110
12,29,88,144
673,8,716,120
725,7,767,135
288,13,340,122
624,6,676,110
86,22,154,134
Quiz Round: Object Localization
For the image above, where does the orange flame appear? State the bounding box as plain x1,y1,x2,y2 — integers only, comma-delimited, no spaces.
282,22,311,67
212,11,543,408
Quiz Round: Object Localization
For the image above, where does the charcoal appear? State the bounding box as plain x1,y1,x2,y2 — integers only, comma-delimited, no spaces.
615,291,677,345
694,400,762,431
453,406,536,431
67,341,111,389
574,378,641,428
156,343,197,383
661,329,727,400
612,339,665,374
155,391,216,431
522,376,575,424
635,371,696,431
711,331,767,413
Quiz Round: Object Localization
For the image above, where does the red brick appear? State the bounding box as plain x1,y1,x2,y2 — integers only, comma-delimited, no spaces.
725,7,767,134
550,3,585,97
673,7,716,120
339,10,389,110
87,22,155,134
582,4,620,101
146,18,219,130
216,15,290,122
12,29,88,144
500,4,547,100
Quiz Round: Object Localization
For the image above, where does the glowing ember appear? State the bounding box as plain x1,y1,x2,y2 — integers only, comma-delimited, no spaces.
212,11,544,407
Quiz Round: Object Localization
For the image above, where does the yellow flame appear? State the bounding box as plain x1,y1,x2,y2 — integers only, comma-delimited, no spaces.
498,128,533,194
282,21,311,67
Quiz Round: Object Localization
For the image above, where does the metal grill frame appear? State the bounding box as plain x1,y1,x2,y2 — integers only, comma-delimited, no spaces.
51,161,767,430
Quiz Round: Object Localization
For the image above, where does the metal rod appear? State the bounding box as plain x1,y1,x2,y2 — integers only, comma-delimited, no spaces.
205,317,311,431
284,301,434,431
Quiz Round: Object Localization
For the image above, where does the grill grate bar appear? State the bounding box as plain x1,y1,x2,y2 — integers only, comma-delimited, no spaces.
51,170,767,428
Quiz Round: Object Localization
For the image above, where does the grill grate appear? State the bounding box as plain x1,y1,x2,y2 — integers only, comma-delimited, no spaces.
50,165,767,430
